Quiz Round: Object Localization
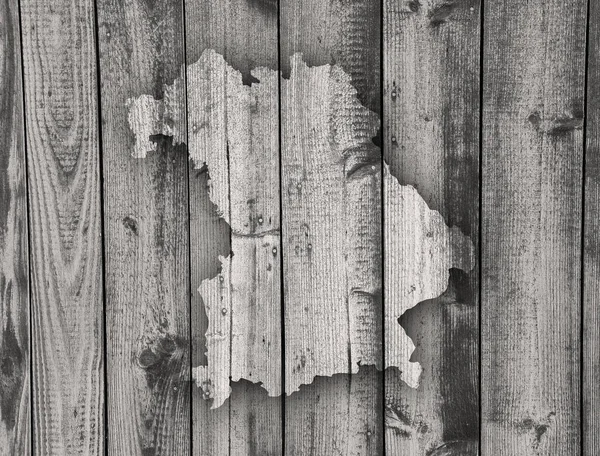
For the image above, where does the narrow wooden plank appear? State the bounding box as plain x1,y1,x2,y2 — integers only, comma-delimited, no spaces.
584,2,600,453
95,1,191,454
189,169,230,456
0,0,30,453
481,0,586,454
280,1,383,453
183,1,281,454
383,1,481,454
185,51,282,455
19,0,104,453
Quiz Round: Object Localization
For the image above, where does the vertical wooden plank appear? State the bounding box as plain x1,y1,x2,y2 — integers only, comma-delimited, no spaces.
280,1,384,453
482,0,586,454
584,1,599,454
185,50,282,455
0,0,29,453
183,1,281,454
95,0,190,454
189,168,230,456
383,0,481,454
19,0,104,453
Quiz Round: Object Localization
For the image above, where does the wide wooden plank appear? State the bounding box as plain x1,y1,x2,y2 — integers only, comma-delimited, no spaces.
19,0,104,453
280,1,383,453
481,0,586,454
95,0,191,454
383,1,481,454
0,0,30,453
183,0,281,454
584,2,600,453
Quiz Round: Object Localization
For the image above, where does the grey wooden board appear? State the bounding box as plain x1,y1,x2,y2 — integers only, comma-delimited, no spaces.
19,0,105,453
183,0,282,454
95,0,191,454
383,0,481,454
0,0,29,453
280,0,384,453
585,0,600,453
481,0,587,454
3,0,600,454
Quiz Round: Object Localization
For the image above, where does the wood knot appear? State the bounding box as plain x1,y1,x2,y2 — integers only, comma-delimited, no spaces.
548,116,583,136
515,412,555,449
122,216,138,235
247,0,277,15
429,3,456,27
138,348,159,369
137,334,188,388
527,111,541,127
408,0,421,12
528,110,583,136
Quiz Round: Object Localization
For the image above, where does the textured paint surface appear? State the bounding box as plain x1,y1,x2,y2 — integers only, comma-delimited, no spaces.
128,50,474,406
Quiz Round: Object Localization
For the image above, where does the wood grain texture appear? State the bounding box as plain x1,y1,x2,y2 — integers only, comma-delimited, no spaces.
584,1,600,453
280,0,383,452
189,169,230,456
0,0,29,453
19,0,104,453
383,166,474,453
185,51,282,453
95,0,190,454
481,0,586,454
280,0,381,113
183,0,281,454
383,0,481,453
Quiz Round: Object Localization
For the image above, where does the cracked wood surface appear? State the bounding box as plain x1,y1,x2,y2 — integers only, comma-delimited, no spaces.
482,0,587,454
96,0,191,454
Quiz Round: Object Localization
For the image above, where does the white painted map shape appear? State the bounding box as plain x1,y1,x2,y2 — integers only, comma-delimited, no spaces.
127,50,474,409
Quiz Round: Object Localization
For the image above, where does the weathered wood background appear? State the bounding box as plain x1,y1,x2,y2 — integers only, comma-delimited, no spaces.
0,0,596,455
